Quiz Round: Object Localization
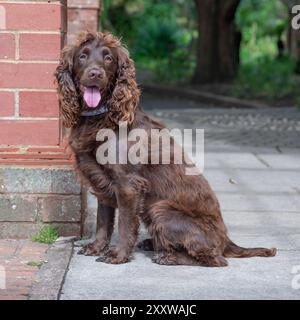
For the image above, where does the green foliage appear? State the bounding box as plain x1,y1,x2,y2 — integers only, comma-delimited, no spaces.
236,0,288,63
101,0,197,83
237,0,288,38
101,0,299,104
232,56,298,100
233,1,299,103
27,261,44,268
31,225,59,244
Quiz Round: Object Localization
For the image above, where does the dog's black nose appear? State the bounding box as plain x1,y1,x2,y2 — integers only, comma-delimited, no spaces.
88,69,103,80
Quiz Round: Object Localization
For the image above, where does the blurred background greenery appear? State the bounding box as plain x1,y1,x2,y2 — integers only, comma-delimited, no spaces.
101,0,300,106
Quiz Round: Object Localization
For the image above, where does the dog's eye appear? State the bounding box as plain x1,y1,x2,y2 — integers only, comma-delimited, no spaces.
104,55,113,63
79,53,88,60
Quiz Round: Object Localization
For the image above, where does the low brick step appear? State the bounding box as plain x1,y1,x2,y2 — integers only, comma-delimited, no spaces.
0,159,74,166
0,166,82,239
0,146,68,153
0,147,20,152
0,145,73,165
26,147,67,153
0,153,69,159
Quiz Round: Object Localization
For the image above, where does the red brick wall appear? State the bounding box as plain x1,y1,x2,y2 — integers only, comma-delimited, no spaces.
0,1,82,238
67,0,101,44
0,0,67,147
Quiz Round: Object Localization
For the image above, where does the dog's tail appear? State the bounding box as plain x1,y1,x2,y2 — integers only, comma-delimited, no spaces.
223,238,277,258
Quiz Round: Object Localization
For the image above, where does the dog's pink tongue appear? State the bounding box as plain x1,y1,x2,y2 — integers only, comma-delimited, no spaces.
83,87,101,108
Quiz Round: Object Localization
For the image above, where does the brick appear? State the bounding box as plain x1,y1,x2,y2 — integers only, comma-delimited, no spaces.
19,34,61,61
27,146,66,153
19,91,59,117
2,3,62,31
19,243,48,258
51,222,81,237
3,262,39,272
50,169,81,194
0,286,31,295
0,295,27,300
0,147,19,152
38,195,81,222
0,194,37,222
68,8,98,30
0,33,15,59
0,222,39,238
0,153,68,160
0,239,48,299
0,240,17,256
67,6,99,44
6,274,38,289
0,63,56,89
0,222,80,238
0,91,14,116
68,0,100,9
0,167,81,194
0,159,73,166
0,120,59,145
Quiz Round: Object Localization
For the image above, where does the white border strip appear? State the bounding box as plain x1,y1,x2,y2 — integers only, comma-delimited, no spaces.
0,60,58,63
0,117,59,120
0,89,57,92
0,5,6,30
0,1,61,5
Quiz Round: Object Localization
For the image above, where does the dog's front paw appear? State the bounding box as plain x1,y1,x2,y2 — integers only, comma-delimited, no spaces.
96,247,131,264
78,240,108,256
152,252,177,265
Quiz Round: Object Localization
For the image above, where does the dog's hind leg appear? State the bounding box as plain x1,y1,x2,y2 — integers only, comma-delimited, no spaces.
148,200,228,267
152,250,227,267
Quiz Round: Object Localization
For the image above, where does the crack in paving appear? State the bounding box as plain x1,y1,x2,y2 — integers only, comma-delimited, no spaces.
253,153,271,168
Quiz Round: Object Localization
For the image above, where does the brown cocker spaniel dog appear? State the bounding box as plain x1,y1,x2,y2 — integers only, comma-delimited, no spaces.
55,32,276,266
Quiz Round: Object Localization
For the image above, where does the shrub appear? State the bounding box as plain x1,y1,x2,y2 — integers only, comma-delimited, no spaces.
101,0,197,83
232,56,298,100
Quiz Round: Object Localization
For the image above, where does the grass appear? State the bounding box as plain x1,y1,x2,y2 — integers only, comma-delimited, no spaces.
26,261,45,268
31,225,59,244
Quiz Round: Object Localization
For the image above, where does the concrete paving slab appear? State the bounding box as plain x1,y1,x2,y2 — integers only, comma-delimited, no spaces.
280,148,300,154
205,169,300,193
29,240,73,300
61,210,300,300
257,153,300,169
223,211,300,235
60,248,300,300
204,152,267,169
218,193,300,212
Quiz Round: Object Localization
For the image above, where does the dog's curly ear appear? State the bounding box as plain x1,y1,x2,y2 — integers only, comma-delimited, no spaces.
55,45,80,128
109,46,140,126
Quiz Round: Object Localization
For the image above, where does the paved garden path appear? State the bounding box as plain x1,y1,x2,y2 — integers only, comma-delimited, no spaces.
0,240,48,300
60,96,300,300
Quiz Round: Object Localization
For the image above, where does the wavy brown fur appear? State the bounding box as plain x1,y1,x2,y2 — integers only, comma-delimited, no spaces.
55,32,276,266
55,32,140,129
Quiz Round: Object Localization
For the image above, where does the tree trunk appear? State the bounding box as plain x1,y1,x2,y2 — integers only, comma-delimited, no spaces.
193,0,241,83
282,0,300,73
281,0,296,55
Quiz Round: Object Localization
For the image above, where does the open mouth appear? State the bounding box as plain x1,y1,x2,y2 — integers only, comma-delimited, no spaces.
83,86,101,108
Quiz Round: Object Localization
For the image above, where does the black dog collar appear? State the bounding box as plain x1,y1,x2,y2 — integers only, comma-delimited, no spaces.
81,104,109,117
